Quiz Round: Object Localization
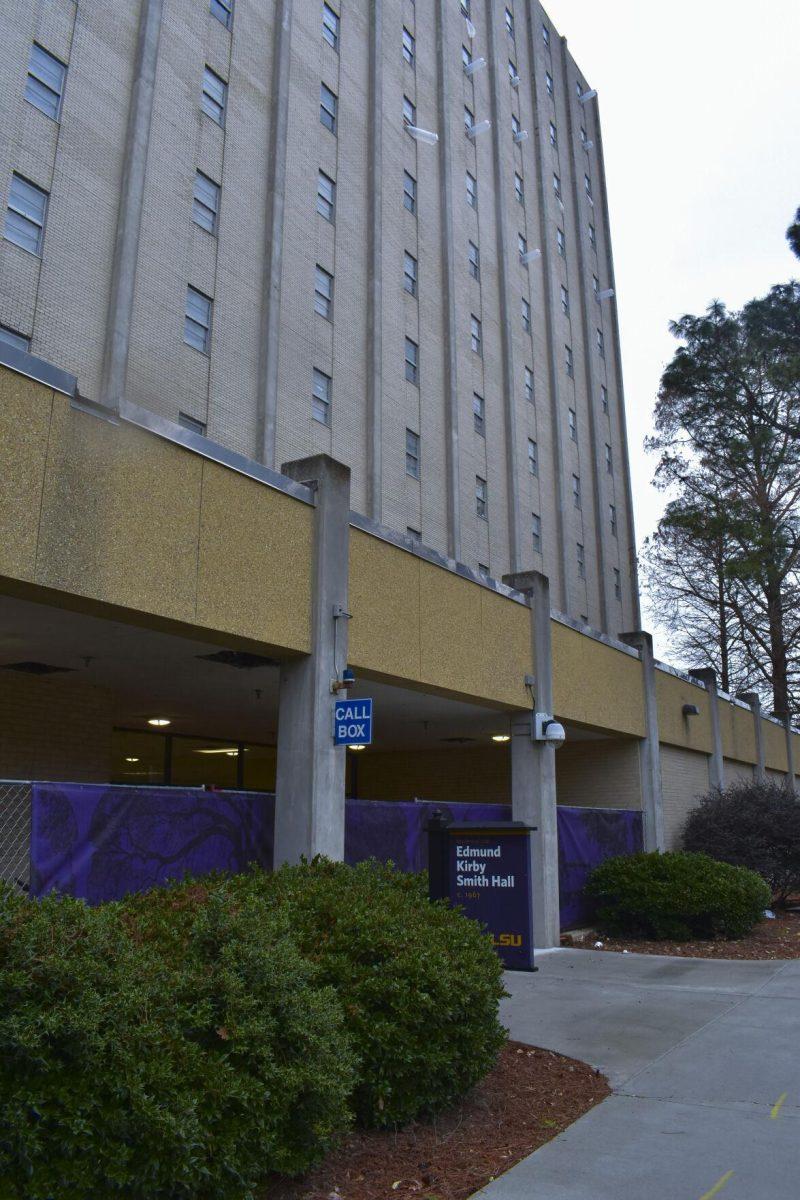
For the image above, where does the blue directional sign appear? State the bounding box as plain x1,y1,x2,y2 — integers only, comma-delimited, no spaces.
333,698,373,746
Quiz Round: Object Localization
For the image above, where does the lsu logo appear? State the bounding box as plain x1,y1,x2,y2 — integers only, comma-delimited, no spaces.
494,933,522,947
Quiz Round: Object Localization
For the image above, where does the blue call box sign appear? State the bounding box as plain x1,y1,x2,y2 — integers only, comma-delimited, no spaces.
447,827,534,970
333,698,373,746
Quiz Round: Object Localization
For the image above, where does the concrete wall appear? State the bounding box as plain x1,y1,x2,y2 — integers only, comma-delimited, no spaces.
0,671,112,782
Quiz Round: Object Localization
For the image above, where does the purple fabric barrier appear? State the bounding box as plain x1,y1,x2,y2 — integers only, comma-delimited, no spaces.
557,806,644,929
344,799,511,872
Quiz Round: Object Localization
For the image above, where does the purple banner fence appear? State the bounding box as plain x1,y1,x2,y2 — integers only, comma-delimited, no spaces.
29,785,642,926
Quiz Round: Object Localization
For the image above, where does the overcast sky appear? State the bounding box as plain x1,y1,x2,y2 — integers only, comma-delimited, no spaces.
543,0,800,645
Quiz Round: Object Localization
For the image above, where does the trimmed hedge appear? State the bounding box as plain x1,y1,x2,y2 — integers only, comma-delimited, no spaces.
586,850,771,940
683,780,800,904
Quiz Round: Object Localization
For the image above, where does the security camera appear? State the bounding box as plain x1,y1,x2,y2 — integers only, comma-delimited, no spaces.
534,713,566,749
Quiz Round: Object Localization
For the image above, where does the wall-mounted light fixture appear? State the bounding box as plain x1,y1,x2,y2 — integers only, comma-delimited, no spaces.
682,704,700,718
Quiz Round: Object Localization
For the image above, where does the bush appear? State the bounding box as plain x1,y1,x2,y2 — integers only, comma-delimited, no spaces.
148,860,508,1129
683,780,800,905
585,850,771,940
0,884,355,1200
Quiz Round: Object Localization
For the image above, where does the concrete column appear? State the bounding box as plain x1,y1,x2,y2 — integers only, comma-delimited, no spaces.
274,455,350,863
257,0,293,467
621,631,665,851
784,716,796,792
689,667,724,790
739,692,766,782
99,0,163,410
504,570,560,947
365,1,383,522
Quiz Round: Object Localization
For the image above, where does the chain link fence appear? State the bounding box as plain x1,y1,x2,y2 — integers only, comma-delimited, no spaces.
0,781,31,893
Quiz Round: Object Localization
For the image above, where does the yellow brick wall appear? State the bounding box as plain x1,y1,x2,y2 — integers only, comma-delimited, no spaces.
0,672,112,782
353,745,511,804
555,740,642,809
660,744,711,849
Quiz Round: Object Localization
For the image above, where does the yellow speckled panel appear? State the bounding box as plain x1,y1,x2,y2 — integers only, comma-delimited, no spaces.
36,397,202,622
720,700,757,763
348,531,421,681
418,561,485,700
552,621,645,736
763,718,788,772
479,588,532,708
0,369,53,582
655,670,714,752
196,462,312,652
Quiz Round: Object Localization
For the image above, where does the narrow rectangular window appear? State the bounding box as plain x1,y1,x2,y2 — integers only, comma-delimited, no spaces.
193,171,220,234
320,82,338,133
515,172,524,203
531,513,541,552
4,174,48,255
557,227,565,257
462,45,472,69
518,233,527,256
585,173,593,198
0,325,31,352
405,428,420,478
405,337,419,383
403,251,418,296
473,392,485,436
476,476,487,519
568,408,577,440
524,366,533,403
25,44,66,120
589,222,596,249
312,368,332,425
466,171,477,208
610,504,617,536
508,60,518,83
561,285,569,315
542,23,550,47
468,240,480,280
478,563,490,578
545,71,553,97
601,384,609,413
565,344,574,377
402,27,415,67
553,173,561,199
614,567,622,600
407,526,422,541
577,543,586,579
581,126,588,146
527,438,538,475
511,114,520,137
572,474,581,508
505,7,514,37
322,3,339,49
593,274,600,296
314,264,333,318
549,121,557,147
597,328,605,357
403,170,417,214
210,0,233,29
464,104,474,130
521,297,531,332
178,412,206,434
605,443,613,472
403,95,416,126
471,314,482,356
317,170,335,221
202,66,227,125
184,286,212,353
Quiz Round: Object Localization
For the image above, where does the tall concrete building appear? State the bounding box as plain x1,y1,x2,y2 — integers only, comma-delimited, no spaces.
0,0,638,632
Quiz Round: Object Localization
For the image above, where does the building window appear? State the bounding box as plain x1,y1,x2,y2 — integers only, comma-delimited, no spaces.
518,232,527,257
610,504,617,536
556,227,565,257
601,384,609,413
521,298,531,332
210,0,233,29
542,22,550,47
589,222,596,250
471,314,482,356
193,171,220,234
577,542,585,579
402,27,415,67
568,407,577,440
549,121,557,147
5,173,49,256
585,173,593,198
322,3,339,49
572,474,581,508
317,170,336,221
561,285,569,315
403,251,418,296
178,412,206,434
25,44,66,121
527,438,538,475
614,567,622,600
405,428,420,478
184,286,212,353
505,7,514,37
605,443,613,472
531,512,541,552
593,274,600,297
314,264,333,318
466,171,477,208
524,366,533,403
478,563,490,578
508,60,518,83
312,368,332,425
403,95,416,126
468,240,480,280
565,344,574,377
201,66,227,125
515,172,524,203
476,476,487,519
596,328,605,357
511,113,521,137
405,337,419,384
464,104,474,131
462,45,473,69
581,125,588,146
545,71,553,97
473,392,485,436
553,173,561,200
320,82,338,133
403,170,417,214
0,325,31,352
407,526,422,542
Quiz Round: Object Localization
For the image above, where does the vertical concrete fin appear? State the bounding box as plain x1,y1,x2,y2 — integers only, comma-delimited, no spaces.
689,668,724,789
738,692,766,782
621,631,665,851
98,0,163,411
366,3,383,521
257,0,293,468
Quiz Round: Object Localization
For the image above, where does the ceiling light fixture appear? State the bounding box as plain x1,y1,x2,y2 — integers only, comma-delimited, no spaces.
124,756,140,763
147,717,171,727
348,744,367,752
492,734,510,743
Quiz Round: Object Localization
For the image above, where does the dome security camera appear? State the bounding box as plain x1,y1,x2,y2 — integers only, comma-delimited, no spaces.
534,713,566,750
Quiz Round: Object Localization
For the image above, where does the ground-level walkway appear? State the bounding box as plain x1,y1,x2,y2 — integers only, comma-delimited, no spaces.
475,948,800,1200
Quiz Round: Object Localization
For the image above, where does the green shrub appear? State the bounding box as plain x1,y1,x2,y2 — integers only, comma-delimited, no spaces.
145,860,507,1129
683,780,800,904
585,850,771,940
0,884,355,1200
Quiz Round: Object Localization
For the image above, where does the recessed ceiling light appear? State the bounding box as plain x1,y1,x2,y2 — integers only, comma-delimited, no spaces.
194,747,240,756
492,734,510,743
124,756,140,763
348,744,367,752
147,717,171,727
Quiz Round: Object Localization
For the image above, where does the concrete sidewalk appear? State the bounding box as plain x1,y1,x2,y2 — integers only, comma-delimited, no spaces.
474,949,800,1200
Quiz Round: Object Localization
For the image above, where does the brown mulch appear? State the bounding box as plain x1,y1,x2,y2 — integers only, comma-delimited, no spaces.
562,909,800,960
264,1041,609,1200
